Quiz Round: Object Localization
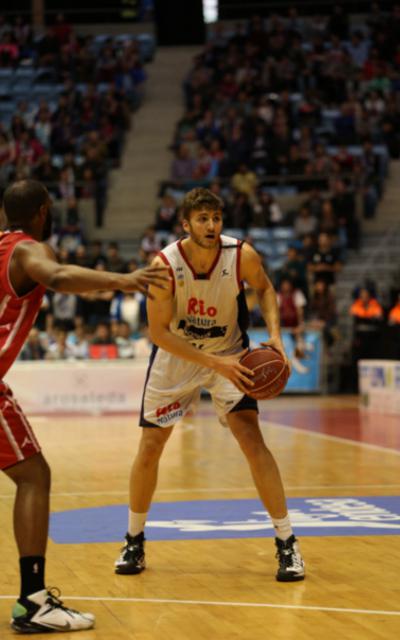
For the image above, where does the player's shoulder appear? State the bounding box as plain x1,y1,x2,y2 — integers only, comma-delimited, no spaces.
239,240,260,261
220,234,241,248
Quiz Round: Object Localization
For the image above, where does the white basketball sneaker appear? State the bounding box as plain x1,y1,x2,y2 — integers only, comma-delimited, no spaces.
11,588,95,633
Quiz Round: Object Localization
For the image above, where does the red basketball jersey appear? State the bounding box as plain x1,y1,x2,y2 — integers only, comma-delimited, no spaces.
0,231,46,379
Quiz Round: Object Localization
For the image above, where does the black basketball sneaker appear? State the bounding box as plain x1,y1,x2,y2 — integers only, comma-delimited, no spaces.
275,535,305,582
115,532,146,575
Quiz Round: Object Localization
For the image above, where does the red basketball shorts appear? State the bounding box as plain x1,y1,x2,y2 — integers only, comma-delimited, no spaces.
0,382,41,470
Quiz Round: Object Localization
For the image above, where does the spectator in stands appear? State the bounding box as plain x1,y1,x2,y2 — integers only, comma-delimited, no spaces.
346,30,370,69
66,324,90,360
308,279,337,346
225,192,253,230
330,178,359,249
140,225,161,261
294,205,318,239
115,321,136,358
106,242,126,273
170,144,196,183
88,240,107,267
0,132,13,188
155,194,178,232
276,245,308,296
90,322,115,345
78,263,114,325
318,200,340,243
388,293,400,325
308,232,342,286
303,188,323,219
276,278,306,357
19,328,46,361
252,191,283,227
350,287,384,372
0,31,19,65
111,292,142,333
58,200,85,253
53,13,72,46
51,291,79,332
32,152,59,189
37,25,61,66
72,244,89,268
46,327,75,360
231,163,258,201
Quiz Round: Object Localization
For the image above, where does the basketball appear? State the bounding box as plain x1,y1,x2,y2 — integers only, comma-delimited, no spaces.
240,347,290,400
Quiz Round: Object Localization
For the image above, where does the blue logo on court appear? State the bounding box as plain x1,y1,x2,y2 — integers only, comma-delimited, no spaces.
49,497,400,544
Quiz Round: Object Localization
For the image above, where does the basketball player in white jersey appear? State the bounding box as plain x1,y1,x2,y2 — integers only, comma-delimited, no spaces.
115,188,305,581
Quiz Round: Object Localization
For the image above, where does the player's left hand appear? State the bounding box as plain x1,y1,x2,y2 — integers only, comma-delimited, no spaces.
260,337,291,372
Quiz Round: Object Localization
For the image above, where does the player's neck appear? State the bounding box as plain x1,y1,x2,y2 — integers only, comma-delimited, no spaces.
182,237,220,272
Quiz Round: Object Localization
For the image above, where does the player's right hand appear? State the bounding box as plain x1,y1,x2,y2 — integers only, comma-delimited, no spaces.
120,266,170,297
211,349,255,394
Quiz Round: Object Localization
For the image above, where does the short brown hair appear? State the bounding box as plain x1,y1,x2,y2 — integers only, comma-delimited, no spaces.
181,187,223,220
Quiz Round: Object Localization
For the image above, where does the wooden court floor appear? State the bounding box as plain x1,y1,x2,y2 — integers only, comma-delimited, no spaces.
1,395,400,639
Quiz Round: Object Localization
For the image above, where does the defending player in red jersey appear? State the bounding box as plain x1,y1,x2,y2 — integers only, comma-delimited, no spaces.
0,179,168,634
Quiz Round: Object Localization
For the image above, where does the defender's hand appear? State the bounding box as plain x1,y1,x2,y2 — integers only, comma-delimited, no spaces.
120,266,170,297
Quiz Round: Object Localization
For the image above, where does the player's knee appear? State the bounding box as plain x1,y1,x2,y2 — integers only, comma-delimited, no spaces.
233,425,265,459
11,454,51,493
138,431,168,465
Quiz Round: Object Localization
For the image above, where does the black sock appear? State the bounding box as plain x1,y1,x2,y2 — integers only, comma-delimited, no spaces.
19,556,46,600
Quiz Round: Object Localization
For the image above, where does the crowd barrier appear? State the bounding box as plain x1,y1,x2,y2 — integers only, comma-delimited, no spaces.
358,360,400,415
5,332,323,415
5,361,148,415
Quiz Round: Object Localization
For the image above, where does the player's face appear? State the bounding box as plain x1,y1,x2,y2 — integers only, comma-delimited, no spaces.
185,209,223,249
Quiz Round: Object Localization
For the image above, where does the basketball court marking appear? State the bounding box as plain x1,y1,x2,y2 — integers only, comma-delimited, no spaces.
0,595,399,617
260,418,400,457
1,484,400,499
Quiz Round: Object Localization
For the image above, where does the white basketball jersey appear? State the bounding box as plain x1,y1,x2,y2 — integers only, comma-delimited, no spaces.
160,235,249,355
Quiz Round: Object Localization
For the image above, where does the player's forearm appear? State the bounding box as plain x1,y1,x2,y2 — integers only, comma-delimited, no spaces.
257,286,282,340
150,327,218,370
48,265,126,293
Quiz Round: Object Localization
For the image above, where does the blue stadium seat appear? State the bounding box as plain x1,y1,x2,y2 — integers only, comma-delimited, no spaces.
223,228,245,240
14,67,35,82
271,227,295,241
248,227,272,241
253,240,275,257
34,67,57,84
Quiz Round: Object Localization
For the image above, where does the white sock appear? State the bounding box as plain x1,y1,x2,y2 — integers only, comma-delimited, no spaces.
128,511,147,537
272,514,293,541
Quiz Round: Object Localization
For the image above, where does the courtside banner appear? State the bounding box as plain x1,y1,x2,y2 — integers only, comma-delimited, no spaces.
248,329,322,393
359,359,400,414
5,361,148,414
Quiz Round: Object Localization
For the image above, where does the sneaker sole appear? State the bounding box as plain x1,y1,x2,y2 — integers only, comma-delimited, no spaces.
276,573,305,582
11,620,56,634
115,565,146,575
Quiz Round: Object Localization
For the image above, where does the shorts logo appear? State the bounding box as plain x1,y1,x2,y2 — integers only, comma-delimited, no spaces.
187,297,217,317
156,401,181,418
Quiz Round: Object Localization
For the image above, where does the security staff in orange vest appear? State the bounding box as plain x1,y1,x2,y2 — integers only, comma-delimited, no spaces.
388,294,400,325
350,287,384,389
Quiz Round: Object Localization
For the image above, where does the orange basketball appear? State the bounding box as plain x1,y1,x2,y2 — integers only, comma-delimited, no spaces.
240,346,289,400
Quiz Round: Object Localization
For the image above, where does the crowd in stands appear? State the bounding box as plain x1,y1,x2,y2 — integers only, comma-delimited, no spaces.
154,4,400,368
18,237,152,362
0,13,148,226
7,6,400,371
